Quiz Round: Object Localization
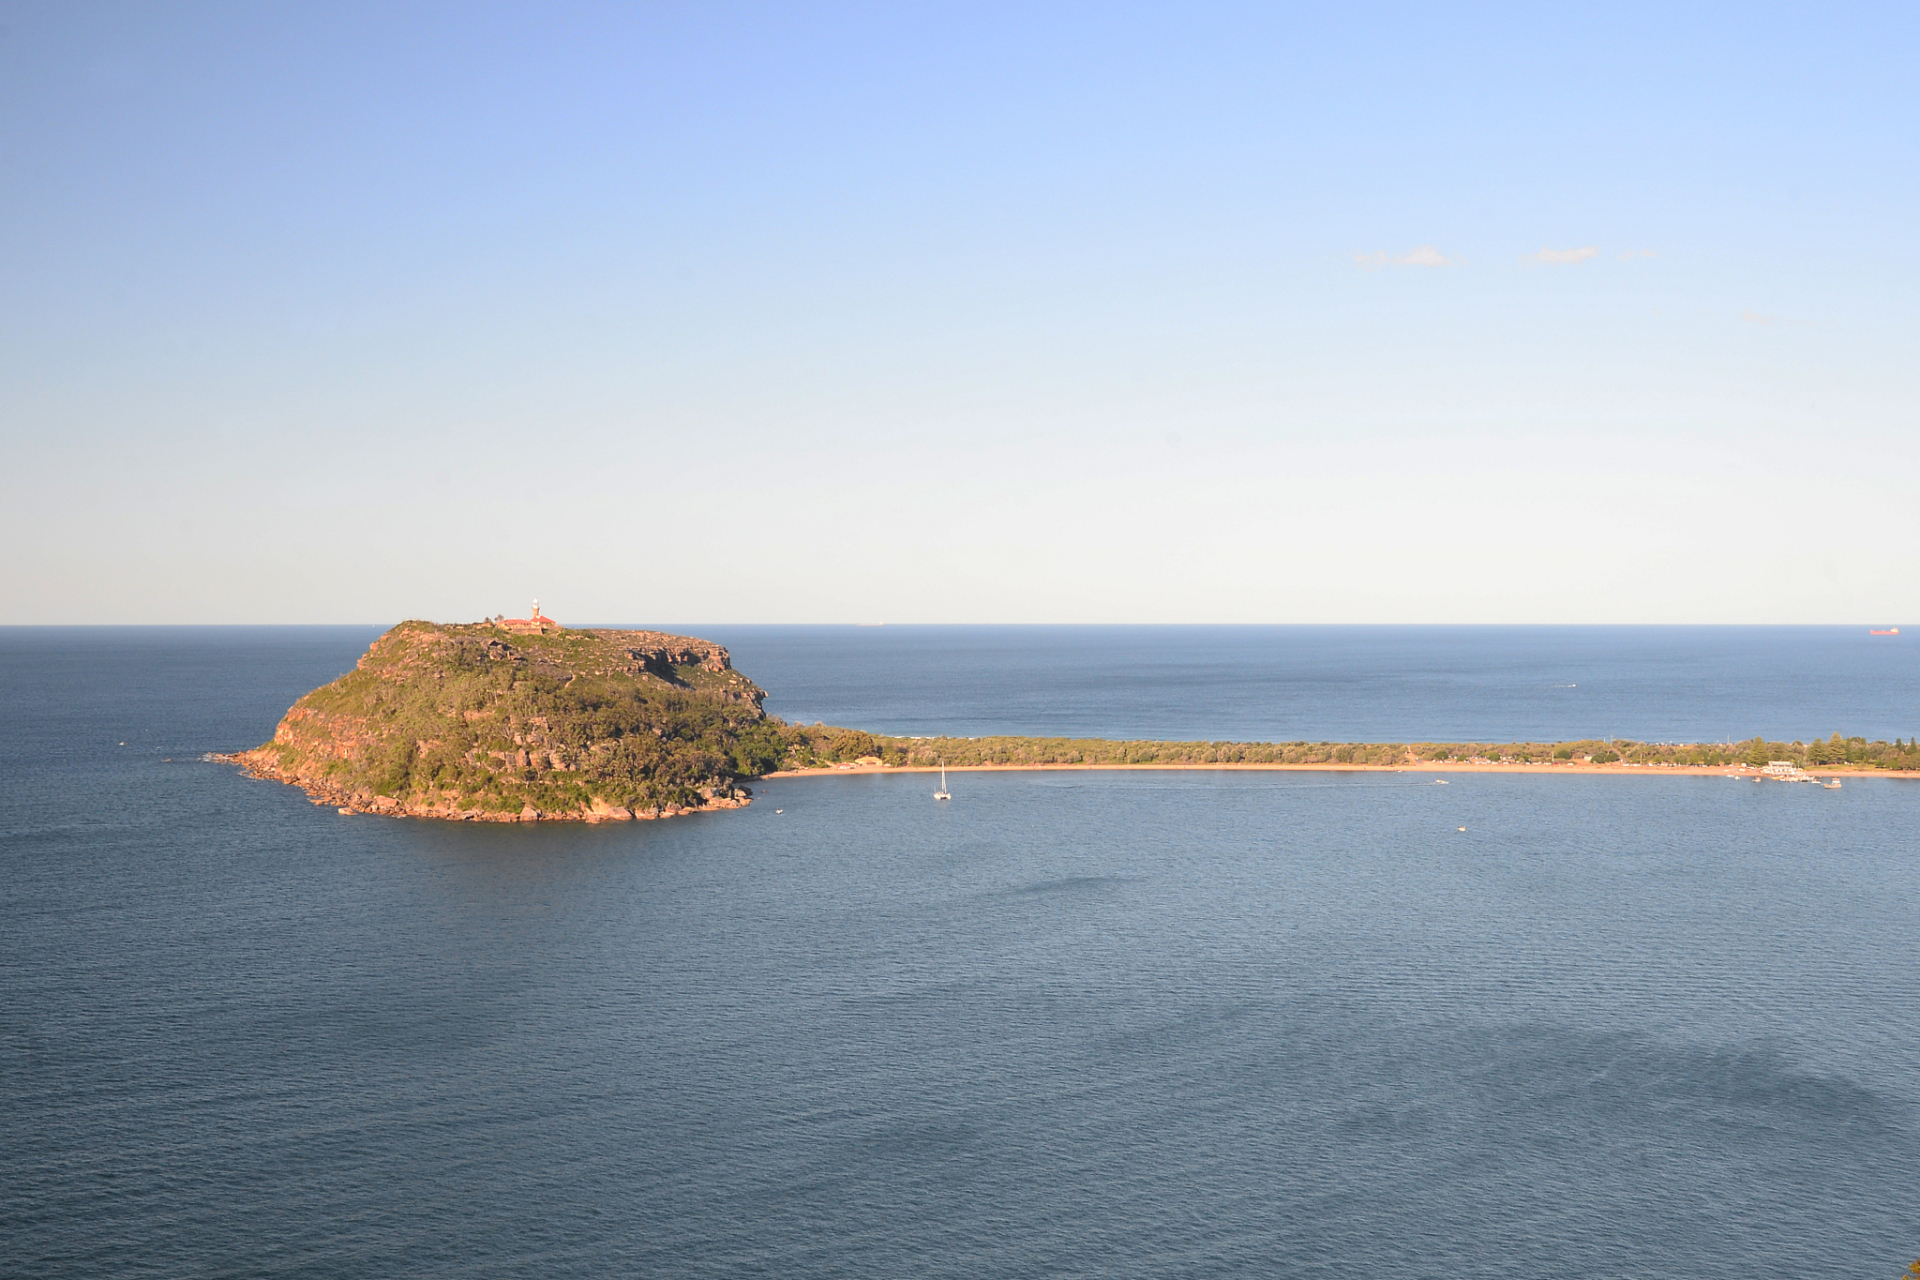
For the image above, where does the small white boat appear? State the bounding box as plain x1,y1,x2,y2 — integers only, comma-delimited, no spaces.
934,765,952,801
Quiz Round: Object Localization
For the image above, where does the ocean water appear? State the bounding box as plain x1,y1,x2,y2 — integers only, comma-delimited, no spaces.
3,627,1918,1278
693,624,1919,743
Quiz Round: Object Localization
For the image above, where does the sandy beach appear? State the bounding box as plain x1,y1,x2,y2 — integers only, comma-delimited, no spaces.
765,761,1917,780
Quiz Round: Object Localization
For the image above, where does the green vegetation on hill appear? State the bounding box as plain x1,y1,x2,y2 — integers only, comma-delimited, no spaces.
774,727,1920,772
239,620,788,820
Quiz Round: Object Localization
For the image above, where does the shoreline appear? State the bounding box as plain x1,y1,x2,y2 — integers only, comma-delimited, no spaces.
215,750,751,822
764,761,1916,780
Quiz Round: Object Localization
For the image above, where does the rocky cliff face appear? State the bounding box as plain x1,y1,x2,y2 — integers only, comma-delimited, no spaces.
230,621,784,823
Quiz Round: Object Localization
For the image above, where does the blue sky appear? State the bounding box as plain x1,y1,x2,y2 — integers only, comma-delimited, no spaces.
2,2,1914,623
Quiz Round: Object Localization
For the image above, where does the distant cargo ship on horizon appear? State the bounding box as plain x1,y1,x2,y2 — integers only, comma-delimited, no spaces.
1869,627,1900,635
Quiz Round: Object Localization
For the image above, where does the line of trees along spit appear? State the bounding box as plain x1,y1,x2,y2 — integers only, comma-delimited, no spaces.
776,726,1920,773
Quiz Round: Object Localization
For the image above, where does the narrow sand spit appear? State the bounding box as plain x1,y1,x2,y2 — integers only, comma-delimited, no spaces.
765,762,1913,779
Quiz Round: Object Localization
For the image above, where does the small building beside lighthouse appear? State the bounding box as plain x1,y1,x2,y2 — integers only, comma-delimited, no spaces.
493,600,563,635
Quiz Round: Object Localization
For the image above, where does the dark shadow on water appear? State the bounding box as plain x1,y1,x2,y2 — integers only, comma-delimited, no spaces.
1005,873,1133,896
329,804,750,895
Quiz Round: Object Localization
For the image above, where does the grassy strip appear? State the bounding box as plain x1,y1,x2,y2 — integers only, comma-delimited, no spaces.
774,726,1920,772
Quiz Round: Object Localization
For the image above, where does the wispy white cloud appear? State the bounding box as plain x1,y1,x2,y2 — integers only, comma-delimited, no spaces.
1354,244,1459,270
1618,248,1657,260
1529,245,1599,265
1741,308,1777,325
1398,244,1454,267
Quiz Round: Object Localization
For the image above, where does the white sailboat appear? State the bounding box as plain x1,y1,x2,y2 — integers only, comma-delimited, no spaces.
933,765,951,801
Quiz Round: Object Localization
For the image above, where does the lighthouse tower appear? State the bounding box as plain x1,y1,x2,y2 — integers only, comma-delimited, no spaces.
494,599,562,635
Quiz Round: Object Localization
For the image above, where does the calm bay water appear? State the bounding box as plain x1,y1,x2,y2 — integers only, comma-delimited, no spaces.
3,626,1917,1278
693,624,1920,743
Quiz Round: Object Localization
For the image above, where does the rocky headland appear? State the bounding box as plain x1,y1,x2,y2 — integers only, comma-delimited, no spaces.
231,619,1920,824
229,619,788,822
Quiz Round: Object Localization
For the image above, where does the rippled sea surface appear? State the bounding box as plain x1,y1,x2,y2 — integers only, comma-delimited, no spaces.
694,624,1920,743
3,627,1917,1278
